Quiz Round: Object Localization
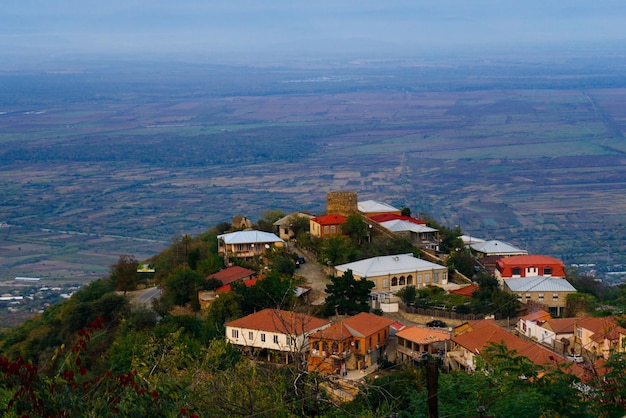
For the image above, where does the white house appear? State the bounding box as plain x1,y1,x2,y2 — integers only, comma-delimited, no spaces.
225,309,330,362
378,219,439,251
217,230,284,261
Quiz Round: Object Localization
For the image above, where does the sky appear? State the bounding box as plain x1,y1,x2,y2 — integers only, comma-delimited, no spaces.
2,1,626,63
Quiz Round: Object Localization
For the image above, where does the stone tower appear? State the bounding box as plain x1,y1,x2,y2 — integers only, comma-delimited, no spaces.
326,191,358,216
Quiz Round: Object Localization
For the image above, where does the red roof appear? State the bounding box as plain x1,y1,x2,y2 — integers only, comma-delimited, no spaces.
369,213,426,225
453,320,587,379
577,316,621,342
450,283,479,297
496,255,565,269
310,312,396,340
542,317,578,334
226,309,329,335
311,214,347,226
396,326,450,344
520,310,551,322
207,266,256,285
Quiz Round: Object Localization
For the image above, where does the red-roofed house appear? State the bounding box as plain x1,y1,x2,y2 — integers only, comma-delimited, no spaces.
539,317,578,353
573,316,626,361
369,213,426,225
396,326,450,364
207,266,256,286
517,309,552,340
308,312,396,374
448,320,587,380
310,214,347,238
449,283,479,297
216,277,259,293
495,254,566,284
225,309,330,363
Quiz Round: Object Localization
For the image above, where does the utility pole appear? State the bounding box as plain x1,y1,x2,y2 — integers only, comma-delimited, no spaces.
427,358,438,418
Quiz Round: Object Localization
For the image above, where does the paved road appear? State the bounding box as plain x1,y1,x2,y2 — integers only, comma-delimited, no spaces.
127,286,161,307
291,247,330,305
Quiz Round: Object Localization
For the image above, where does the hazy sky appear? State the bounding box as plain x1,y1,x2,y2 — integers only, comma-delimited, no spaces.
2,1,625,62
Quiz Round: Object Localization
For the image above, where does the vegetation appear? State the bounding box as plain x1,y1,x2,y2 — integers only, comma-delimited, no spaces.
324,270,374,316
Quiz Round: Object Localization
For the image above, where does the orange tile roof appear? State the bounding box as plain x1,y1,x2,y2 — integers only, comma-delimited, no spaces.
542,317,578,334
216,277,259,293
450,283,479,297
310,312,396,340
207,266,256,285
396,326,450,344
453,320,587,380
226,309,329,335
310,214,347,225
520,310,551,322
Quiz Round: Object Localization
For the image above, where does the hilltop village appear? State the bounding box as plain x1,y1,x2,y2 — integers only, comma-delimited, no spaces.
1,191,626,416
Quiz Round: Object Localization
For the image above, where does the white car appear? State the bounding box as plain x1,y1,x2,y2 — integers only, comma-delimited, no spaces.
566,354,584,363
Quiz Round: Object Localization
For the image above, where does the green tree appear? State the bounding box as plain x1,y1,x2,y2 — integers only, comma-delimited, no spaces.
110,255,140,294
343,214,368,246
256,210,285,232
161,266,205,311
324,269,374,316
396,285,417,306
287,214,311,239
319,235,354,266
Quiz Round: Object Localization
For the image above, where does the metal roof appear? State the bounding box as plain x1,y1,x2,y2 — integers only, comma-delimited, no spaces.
470,239,527,255
379,219,437,234
358,199,400,213
217,230,284,244
504,277,577,293
335,253,445,277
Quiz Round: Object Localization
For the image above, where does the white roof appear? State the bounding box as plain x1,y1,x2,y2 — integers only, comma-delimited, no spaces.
218,230,284,244
460,235,485,245
505,277,577,293
335,253,445,277
379,219,437,234
470,239,527,256
358,199,400,214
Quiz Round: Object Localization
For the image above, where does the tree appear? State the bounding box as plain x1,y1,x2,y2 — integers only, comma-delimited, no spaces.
342,214,368,246
287,214,311,239
161,266,205,311
324,269,374,316
319,235,354,266
111,255,140,294
256,210,285,232
396,285,417,306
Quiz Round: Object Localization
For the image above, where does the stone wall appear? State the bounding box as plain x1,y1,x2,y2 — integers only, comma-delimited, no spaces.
326,191,358,216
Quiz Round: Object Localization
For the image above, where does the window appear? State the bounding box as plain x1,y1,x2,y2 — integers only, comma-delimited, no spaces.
248,332,254,340
391,277,398,286
383,278,389,288
330,225,336,233
377,333,380,343
273,335,279,344
286,335,290,344
577,327,582,338
543,267,552,275
425,274,431,282
433,272,439,283
407,275,413,285
512,267,521,276
399,276,405,285
553,294,559,301
323,226,329,234
261,333,266,342
417,275,422,283
525,293,531,300
231,329,239,339
517,294,523,300
538,294,544,302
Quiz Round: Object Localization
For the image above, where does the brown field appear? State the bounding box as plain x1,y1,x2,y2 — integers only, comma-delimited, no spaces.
1,63,625,283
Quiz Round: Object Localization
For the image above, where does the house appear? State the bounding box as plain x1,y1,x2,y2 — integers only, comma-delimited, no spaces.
225,309,330,363
357,200,401,218
308,312,396,374
396,326,450,364
538,317,578,353
504,276,577,317
516,309,551,341
273,212,314,241
207,266,256,286
309,214,347,238
495,254,566,285
449,283,479,297
217,230,284,261
573,316,626,361
376,219,439,252
470,240,528,258
447,319,587,379
334,253,449,293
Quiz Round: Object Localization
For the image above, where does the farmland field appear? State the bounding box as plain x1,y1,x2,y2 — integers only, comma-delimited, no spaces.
1,58,626,283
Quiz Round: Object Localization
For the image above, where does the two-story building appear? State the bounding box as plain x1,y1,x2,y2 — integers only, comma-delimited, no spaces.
396,326,450,364
375,218,439,252
217,230,284,261
225,309,330,363
573,316,626,361
273,212,314,241
516,309,552,341
470,240,528,258
334,253,449,294
308,312,396,374
504,276,577,317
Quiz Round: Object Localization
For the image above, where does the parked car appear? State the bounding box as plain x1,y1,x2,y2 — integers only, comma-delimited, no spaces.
566,354,584,363
426,320,447,328
297,256,306,265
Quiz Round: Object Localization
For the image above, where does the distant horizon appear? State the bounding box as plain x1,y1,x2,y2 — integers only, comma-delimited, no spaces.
3,1,626,67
